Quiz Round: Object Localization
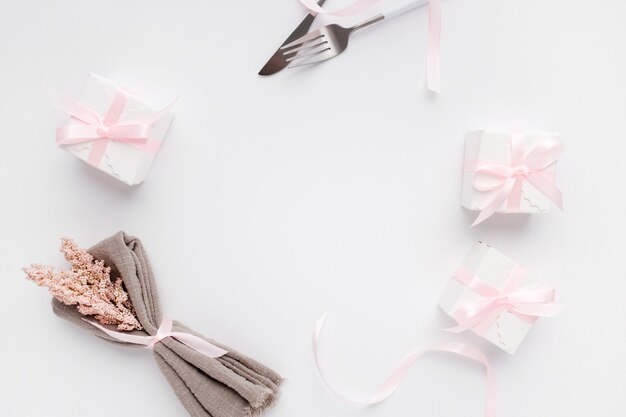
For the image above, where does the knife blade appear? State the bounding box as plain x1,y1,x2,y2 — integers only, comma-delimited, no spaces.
258,0,326,76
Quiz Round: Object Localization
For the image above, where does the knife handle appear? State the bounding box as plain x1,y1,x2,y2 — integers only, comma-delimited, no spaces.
383,0,429,20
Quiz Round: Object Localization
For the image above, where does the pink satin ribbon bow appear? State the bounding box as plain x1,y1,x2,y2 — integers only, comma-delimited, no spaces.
446,266,563,335
52,91,171,168
85,318,229,358
314,314,496,417
297,0,442,92
466,133,564,226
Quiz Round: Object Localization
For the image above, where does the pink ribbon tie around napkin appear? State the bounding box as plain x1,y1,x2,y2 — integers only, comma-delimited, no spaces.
85,318,228,358
298,0,442,92
52,91,172,167
445,266,563,335
465,132,564,226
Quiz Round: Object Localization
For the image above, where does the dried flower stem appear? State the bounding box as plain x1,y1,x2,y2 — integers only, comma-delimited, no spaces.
24,238,142,331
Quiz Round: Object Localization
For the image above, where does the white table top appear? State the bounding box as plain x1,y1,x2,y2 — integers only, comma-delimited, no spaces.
1,1,624,416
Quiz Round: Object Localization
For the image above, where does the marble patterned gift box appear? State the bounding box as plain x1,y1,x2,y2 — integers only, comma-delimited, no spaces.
462,130,564,226
53,73,175,185
439,242,562,355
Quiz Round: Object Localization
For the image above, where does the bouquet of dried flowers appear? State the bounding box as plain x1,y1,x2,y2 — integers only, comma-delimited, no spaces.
24,238,142,331
25,232,282,417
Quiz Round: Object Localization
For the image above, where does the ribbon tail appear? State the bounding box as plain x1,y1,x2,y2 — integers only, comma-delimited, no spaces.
472,207,496,227
506,176,524,212
527,172,563,210
312,313,355,402
472,179,516,226
314,314,496,417
427,0,442,92
86,138,110,167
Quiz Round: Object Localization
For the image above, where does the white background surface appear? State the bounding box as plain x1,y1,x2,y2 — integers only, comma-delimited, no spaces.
1,0,625,416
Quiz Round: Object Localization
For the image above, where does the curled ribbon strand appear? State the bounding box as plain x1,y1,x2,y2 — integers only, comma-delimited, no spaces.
445,267,563,335
84,318,229,358
51,90,173,167
467,134,564,226
314,314,496,417
297,0,442,92
426,0,441,92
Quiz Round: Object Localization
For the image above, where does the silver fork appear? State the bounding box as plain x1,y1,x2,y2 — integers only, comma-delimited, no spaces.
280,0,429,68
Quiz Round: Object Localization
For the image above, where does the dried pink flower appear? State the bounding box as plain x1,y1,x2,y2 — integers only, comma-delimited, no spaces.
24,238,142,331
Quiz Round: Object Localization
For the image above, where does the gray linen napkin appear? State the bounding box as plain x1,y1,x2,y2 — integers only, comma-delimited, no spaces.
51,231,282,417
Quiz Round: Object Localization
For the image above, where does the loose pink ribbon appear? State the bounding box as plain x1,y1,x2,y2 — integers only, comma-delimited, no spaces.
314,314,496,417
84,318,228,358
52,91,172,168
297,0,442,92
445,267,563,335
466,133,564,226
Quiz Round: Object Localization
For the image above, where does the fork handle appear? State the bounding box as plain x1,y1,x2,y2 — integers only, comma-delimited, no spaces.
383,0,429,20
352,0,430,32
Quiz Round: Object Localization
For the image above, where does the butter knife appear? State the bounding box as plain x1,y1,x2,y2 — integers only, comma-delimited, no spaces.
258,0,326,76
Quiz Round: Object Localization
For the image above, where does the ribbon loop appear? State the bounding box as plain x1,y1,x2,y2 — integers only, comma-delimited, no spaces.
84,318,228,358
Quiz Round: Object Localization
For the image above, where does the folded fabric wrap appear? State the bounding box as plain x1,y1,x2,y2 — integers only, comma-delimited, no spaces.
51,231,282,417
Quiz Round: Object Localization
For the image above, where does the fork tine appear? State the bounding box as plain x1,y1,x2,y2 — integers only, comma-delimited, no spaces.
282,39,329,56
283,42,331,62
280,30,324,50
285,44,332,63
287,48,334,68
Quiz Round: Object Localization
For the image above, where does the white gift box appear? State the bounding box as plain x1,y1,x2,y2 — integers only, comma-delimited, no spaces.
439,242,551,354
461,129,560,214
60,73,174,186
